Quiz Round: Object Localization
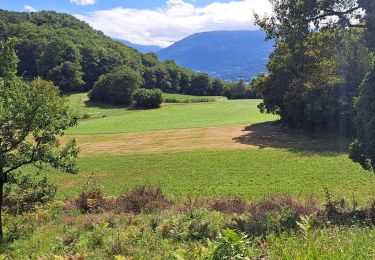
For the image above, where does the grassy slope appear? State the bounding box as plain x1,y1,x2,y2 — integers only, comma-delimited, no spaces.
55,93,375,202
52,149,375,202
66,93,277,135
5,94,375,258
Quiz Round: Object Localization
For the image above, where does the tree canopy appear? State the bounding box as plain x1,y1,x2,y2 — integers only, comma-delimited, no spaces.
254,0,375,170
0,40,78,237
89,66,143,106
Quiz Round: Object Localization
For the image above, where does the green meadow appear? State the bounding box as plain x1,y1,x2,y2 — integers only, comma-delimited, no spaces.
52,93,375,202
6,93,375,258
67,93,276,135
52,150,375,202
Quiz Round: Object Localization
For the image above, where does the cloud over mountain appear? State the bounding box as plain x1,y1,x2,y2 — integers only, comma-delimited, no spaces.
75,0,272,47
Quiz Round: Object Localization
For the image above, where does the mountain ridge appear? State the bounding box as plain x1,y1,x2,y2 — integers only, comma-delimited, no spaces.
114,39,162,53
157,30,274,81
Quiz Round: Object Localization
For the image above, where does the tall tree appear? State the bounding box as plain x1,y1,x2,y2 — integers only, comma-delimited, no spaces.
0,40,78,238
256,0,375,169
89,66,143,106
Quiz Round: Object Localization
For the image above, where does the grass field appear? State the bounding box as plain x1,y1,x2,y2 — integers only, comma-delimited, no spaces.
162,93,227,103
54,93,375,202
52,149,374,202
66,93,276,135
5,93,375,258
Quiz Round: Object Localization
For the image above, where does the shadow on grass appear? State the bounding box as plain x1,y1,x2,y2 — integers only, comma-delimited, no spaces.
84,99,130,111
233,121,351,156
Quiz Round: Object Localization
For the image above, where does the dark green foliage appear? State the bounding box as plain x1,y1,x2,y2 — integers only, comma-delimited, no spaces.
0,9,259,110
224,79,260,99
47,61,85,92
254,1,372,134
349,62,375,171
0,38,18,79
132,88,163,109
0,9,235,99
189,73,212,96
0,10,141,92
253,0,375,170
210,78,225,96
89,66,142,106
0,40,78,237
4,172,57,215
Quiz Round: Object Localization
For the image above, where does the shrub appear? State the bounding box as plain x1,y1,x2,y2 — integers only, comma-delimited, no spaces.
132,88,163,109
4,172,57,215
55,226,82,255
115,185,172,213
322,189,369,226
232,196,318,238
6,214,35,242
87,223,111,249
89,66,143,106
160,209,222,242
75,188,106,213
211,228,251,260
105,232,128,257
210,197,248,214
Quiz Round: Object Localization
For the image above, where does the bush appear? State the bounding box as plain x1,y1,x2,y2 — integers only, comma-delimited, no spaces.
4,172,57,215
115,185,172,213
232,196,318,238
322,189,369,226
160,209,222,242
75,187,106,213
89,66,143,106
132,88,163,109
211,228,251,260
210,197,248,214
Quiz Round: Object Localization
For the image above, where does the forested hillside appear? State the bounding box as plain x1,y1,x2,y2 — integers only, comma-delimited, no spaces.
0,10,249,101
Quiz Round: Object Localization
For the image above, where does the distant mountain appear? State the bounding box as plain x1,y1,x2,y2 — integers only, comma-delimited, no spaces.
157,30,274,81
115,39,162,53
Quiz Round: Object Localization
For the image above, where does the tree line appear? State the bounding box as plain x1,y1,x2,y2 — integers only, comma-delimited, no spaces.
0,10,256,107
252,0,375,171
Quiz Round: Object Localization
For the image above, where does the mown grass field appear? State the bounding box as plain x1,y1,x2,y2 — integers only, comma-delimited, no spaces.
52,150,374,202
67,93,276,135
53,93,375,202
162,93,227,103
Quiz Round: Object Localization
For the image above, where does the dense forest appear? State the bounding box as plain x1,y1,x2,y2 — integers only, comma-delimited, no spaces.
0,10,257,106
251,0,375,171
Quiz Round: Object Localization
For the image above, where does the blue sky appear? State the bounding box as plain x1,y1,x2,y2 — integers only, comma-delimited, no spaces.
0,0,224,12
0,0,271,47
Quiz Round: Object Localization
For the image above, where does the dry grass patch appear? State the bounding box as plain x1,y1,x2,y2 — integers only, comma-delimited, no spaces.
67,123,351,155
69,125,253,155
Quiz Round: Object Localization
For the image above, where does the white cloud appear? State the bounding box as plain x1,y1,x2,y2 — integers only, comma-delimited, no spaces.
70,0,96,6
24,5,36,12
75,0,272,47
